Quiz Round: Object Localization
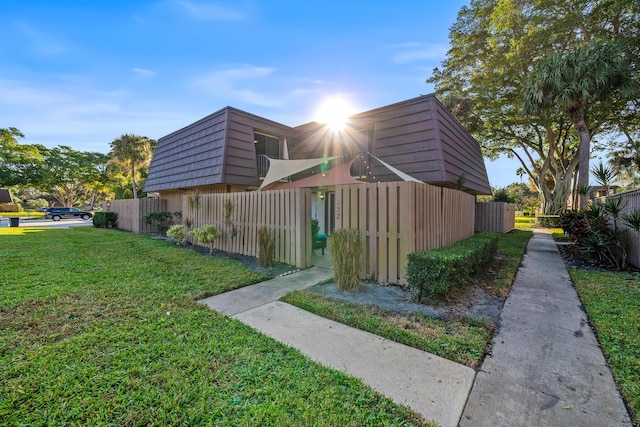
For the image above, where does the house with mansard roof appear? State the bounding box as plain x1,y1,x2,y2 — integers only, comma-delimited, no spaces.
145,94,491,235
145,94,491,219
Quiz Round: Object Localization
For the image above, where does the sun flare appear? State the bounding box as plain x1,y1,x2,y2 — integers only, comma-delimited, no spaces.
315,97,357,130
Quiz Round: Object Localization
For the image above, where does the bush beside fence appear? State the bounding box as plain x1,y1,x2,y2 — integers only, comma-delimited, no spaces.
407,232,499,300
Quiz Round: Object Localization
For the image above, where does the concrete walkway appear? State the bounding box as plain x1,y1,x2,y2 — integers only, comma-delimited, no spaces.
200,231,632,426
200,267,475,427
461,230,632,426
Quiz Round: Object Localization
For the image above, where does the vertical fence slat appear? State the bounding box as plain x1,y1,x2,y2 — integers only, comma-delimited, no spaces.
367,185,378,281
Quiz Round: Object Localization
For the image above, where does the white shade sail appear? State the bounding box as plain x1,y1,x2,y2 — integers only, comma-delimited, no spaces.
369,153,422,183
258,156,340,190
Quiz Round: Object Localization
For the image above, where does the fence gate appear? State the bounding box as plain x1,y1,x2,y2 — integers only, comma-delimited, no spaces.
335,181,475,285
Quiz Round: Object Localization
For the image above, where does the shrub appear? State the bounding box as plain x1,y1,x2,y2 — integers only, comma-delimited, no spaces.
0,203,20,212
561,199,640,269
143,211,182,234
535,215,561,228
560,210,590,241
166,224,185,245
92,211,117,228
188,224,221,255
257,226,275,267
492,188,516,203
330,229,363,291
407,232,499,300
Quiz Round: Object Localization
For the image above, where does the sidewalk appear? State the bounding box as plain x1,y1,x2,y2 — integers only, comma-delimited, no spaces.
199,231,632,426
460,230,632,426
200,267,475,427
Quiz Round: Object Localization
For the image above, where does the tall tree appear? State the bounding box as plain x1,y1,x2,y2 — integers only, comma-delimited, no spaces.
429,0,639,213
523,39,635,207
0,128,44,187
38,146,109,207
109,134,154,199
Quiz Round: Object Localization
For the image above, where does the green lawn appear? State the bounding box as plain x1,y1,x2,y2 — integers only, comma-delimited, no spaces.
569,270,640,425
0,227,427,426
0,211,45,218
283,230,532,369
515,215,536,230
281,292,493,368
492,230,533,297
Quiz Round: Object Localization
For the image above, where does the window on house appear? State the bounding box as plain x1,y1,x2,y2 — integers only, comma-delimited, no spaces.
254,131,281,158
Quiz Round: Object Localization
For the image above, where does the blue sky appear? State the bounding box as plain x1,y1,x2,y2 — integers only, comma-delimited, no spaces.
1,0,517,188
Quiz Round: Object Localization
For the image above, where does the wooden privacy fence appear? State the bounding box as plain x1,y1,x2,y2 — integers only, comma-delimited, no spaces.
601,188,640,268
103,198,167,233
335,181,475,285
475,202,516,233
183,189,312,269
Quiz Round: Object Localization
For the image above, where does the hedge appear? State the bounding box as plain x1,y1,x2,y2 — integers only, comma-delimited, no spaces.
407,232,499,300
93,211,118,228
536,215,561,228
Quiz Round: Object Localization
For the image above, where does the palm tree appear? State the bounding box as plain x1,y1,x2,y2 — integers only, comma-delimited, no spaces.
523,39,635,208
109,134,154,199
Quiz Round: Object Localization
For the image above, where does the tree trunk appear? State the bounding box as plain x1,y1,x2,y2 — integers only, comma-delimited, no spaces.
573,112,591,209
131,161,138,199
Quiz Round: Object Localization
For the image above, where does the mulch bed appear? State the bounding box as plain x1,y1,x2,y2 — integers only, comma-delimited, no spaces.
555,236,640,273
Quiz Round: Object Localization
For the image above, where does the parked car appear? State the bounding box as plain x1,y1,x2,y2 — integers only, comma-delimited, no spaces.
45,207,93,221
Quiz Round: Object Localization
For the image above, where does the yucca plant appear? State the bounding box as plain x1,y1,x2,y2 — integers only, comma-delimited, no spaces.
579,228,627,269
603,197,626,230
576,183,592,197
330,229,363,291
188,224,221,255
590,161,617,190
187,192,201,211
623,210,640,233
257,226,275,267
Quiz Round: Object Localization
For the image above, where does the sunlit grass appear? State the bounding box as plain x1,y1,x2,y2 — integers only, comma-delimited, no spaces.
0,211,45,218
0,227,427,426
569,270,640,425
515,215,536,230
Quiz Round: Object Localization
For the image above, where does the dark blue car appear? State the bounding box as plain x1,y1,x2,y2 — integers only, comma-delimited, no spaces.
44,207,93,221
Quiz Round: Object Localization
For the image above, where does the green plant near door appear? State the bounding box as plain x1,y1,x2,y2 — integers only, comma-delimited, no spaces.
330,228,363,291
311,218,320,242
224,198,239,241
258,226,275,267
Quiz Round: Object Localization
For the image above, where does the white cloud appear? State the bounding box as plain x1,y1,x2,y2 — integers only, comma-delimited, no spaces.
132,68,157,78
165,0,246,21
0,77,188,153
391,43,448,64
13,21,69,55
195,65,281,107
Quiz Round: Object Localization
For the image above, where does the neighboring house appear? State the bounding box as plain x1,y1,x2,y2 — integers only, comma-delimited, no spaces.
0,189,17,212
0,189,12,204
144,94,491,232
568,184,622,210
588,185,620,200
